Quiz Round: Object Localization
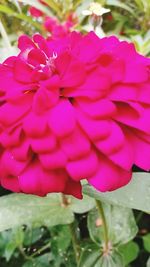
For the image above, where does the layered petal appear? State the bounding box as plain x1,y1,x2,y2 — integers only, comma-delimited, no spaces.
19,162,67,196
88,155,132,192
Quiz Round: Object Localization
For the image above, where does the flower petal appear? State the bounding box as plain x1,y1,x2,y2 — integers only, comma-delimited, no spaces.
66,151,98,181
49,100,76,137
88,155,132,192
19,162,67,195
61,127,91,160
39,149,67,170
63,178,82,199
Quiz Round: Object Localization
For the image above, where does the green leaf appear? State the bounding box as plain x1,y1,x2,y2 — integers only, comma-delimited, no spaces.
147,257,150,267
143,234,150,253
0,193,74,231
0,4,42,31
87,208,104,245
88,204,138,246
12,0,22,13
22,253,53,267
79,244,124,267
0,228,24,261
106,205,138,245
131,31,150,56
41,0,62,18
69,194,96,214
83,173,150,213
22,262,33,267
12,228,25,247
46,193,95,214
119,241,139,265
135,0,150,13
49,224,72,264
0,192,95,231
50,225,71,252
134,0,144,9
23,227,46,246
106,0,135,15
78,244,101,267
0,232,10,255
98,252,124,267
35,253,53,267
4,241,17,262
0,19,12,51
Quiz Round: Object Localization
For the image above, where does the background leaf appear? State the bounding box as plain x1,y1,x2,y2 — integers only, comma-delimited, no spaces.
98,252,124,267
118,241,139,265
143,234,150,253
22,255,53,267
78,244,101,267
87,204,138,246
0,193,95,231
79,244,124,267
106,0,135,14
84,173,150,213
0,193,74,231
0,4,42,30
69,194,96,214
147,257,150,267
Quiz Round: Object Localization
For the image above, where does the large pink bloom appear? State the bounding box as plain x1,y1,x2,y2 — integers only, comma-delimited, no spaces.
0,32,150,198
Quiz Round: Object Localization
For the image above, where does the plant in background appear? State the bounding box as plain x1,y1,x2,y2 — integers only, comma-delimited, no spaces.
82,2,110,36
130,31,150,57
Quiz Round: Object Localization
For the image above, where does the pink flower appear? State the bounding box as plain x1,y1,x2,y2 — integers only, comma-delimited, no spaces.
29,7,43,18
66,13,78,28
29,0,77,37
0,32,150,198
44,14,77,38
29,0,47,18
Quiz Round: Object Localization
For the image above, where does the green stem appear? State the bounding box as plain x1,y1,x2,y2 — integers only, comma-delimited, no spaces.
0,18,12,51
61,193,69,206
61,193,80,265
12,0,22,13
42,0,63,20
95,200,109,253
69,222,80,265
19,246,33,261
19,243,50,260
31,242,50,258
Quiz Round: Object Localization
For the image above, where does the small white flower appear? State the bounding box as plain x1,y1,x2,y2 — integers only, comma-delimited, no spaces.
82,2,110,17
